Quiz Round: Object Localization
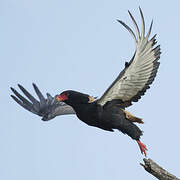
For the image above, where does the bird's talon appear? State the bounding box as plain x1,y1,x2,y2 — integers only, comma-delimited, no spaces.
137,140,147,156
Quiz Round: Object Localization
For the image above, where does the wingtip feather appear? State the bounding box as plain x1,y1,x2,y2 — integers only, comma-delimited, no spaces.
139,7,145,37
146,20,153,39
117,18,137,42
128,10,140,40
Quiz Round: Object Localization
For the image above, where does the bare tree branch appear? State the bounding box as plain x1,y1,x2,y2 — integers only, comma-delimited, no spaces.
140,158,179,180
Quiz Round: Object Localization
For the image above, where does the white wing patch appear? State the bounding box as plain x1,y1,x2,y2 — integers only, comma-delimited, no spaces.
98,8,160,106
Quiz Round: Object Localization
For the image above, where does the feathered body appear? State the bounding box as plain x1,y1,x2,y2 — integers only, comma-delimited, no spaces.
56,8,161,156
58,90,142,140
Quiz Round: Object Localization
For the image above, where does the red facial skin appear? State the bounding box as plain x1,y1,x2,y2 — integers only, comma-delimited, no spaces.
56,93,68,102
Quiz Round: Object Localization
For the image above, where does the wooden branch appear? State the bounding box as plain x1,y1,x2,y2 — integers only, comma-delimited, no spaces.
140,158,179,180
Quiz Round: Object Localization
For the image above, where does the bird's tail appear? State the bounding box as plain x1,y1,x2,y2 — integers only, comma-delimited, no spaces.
118,119,143,140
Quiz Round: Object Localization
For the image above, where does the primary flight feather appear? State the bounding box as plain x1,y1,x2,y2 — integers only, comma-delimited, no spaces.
98,9,160,107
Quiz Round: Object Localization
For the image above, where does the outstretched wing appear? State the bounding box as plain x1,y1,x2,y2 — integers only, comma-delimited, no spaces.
97,8,161,107
10,83,75,121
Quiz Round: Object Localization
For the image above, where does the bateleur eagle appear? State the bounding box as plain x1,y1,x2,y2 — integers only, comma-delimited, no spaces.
56,8,161,156
11,8,161,156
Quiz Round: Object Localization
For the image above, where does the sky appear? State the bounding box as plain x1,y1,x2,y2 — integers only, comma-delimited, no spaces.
1,0,180,179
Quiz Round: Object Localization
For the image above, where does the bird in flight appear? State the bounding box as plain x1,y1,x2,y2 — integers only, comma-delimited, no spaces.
11,8,161,156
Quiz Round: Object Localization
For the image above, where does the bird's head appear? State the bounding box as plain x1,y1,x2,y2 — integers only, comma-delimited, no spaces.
56,90,96,106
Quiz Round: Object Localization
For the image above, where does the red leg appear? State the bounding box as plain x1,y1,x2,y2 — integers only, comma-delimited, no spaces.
137,140,148,156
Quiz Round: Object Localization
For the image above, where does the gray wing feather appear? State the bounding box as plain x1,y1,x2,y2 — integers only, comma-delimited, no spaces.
10,84,75,121
98,8,161,107
128,10,140,40
32,83,47,108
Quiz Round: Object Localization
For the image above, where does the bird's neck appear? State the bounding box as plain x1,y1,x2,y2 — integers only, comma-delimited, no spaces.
70,103,90,113
68,101,99,116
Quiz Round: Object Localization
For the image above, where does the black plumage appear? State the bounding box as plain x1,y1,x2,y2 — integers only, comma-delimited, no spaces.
59,91,142,138
56,90,147,155
56,8,161,156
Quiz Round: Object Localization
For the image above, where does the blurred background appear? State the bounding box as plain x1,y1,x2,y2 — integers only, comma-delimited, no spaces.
1,0,180,179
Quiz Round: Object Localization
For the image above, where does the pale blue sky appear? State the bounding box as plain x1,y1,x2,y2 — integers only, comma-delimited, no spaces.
1,0,180,179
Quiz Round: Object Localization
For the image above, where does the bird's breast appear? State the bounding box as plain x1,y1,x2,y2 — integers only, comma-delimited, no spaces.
74,103,102,127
